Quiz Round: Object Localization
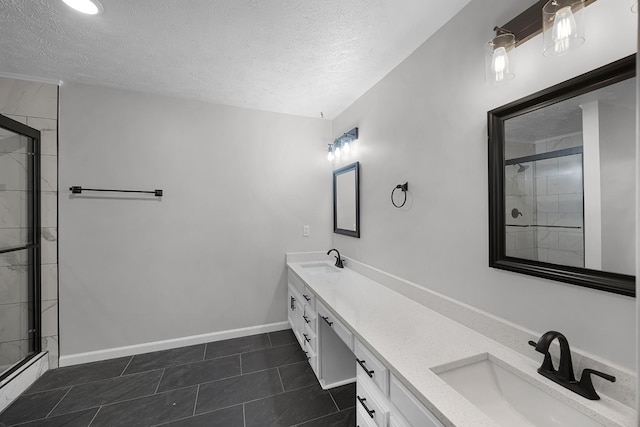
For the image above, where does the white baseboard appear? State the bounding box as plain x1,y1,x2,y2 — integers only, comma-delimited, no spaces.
59,321,290,367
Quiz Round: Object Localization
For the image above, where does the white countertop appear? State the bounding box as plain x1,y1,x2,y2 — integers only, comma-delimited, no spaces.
287,260,635,427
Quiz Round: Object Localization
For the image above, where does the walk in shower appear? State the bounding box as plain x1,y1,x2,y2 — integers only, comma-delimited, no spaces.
504,138,585,268
0,115,41,381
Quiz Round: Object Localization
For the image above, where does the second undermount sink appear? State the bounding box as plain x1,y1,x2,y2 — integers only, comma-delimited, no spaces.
300,263,341,275
433,354,607,427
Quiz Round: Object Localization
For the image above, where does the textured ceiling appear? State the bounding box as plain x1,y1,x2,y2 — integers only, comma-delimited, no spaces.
0,0,471,119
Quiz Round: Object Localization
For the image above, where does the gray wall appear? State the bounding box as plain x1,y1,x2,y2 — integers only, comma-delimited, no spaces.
599,102,636,276
58,83,332,356
331,0,637,369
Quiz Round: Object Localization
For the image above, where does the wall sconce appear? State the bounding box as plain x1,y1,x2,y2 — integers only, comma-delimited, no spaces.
327,127,358,162
542,0,585,56
486,27,516,84
486,0,594,84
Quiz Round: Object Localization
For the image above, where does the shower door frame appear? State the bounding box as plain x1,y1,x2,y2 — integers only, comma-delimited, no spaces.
0,114,41,382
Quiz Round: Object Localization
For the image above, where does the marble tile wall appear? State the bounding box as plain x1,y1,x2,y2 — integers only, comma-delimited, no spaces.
0,77,58,371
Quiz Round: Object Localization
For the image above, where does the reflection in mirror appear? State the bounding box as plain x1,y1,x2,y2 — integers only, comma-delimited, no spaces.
489,55,635,296
333,162,360,238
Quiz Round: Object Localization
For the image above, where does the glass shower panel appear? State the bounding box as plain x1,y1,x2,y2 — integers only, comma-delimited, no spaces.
534,153,584,267
0,133,32,250
0,122,38,380
505,161,537,261
0,249,33,375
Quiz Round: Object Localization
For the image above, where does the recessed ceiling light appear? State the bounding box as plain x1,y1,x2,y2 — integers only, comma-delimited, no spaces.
61,0,104,15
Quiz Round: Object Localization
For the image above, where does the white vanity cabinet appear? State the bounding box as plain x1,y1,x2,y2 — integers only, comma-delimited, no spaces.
288,267,444,427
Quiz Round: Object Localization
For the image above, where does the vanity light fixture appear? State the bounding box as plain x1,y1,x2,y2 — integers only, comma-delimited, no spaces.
542,0,585,56
486,27,516,84
327,127,358,162
61,0,104,15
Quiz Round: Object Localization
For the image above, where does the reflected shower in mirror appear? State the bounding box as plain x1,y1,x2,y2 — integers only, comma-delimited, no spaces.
333,162,360,238
489,55,635,296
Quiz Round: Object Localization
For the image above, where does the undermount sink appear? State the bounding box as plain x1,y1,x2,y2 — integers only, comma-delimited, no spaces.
300,263,341,275
433,354,606,427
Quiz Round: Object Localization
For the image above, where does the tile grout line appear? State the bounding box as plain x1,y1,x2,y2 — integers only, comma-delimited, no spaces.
239,353,243,375
154,368,166,394
119,356,134,376
192,384,200,416
276,367,285,393
267,332,273,348
242,403,247,427
328,390,341,413
87,406,102,427
43,386,73,419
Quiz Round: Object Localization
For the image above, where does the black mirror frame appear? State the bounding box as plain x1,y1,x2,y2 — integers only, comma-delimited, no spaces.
333,161,360,238
488,54,636,297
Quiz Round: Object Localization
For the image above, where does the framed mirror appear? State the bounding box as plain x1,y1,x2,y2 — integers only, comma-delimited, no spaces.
333,161,360,238
488,54,635,297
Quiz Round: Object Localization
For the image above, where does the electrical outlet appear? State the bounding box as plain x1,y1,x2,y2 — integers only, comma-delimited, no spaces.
303,225,310,237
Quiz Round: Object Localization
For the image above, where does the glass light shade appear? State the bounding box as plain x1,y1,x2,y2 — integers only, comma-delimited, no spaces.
543,0,585,57
486,33,515,85
342,141,350,154
327,151,334,161
334,147,341,159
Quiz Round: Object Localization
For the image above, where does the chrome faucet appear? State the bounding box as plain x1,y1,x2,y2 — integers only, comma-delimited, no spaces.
529,331,615,400
326,248,344,268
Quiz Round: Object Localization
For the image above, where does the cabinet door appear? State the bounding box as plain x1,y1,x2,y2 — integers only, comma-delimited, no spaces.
390,375,444,427
288,286,305,346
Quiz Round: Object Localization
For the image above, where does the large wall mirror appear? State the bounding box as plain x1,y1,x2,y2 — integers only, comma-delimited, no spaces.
333,161,360,238
489,54,635,297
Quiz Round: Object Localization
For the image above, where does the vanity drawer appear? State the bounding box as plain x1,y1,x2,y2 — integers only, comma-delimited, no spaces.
303,305,317,333
302,328,317,353
390,375,444,427
357,403,379,427
302,286,316,310
357,370,390,427
389,414,409,427
306,347,318,377
355,338,389,396
317,300,353,350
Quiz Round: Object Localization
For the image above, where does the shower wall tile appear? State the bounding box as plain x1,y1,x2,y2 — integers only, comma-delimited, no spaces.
537,229,559,250
0,153,29,190
41,301,58,338
536,195,559,213
0,191,28,229
0,135,27,154
43,336,58,369
558,194,583,213
40,155,57,192
26,117,56,132
0,340,28,368
546,133,583,151
39,131,57,156
547,249,583,268
41,228,57,264
535,158,558,177
0,303,27,342
0,250,28,269
0,228,28,250
547,175,582,195
514,231,535,250
41,264,58,301
558,231,584,253
41,191,57,228
0,78,58,119
535,177,547,195
0,264,28,304
548,212,583,228
4,115,27,125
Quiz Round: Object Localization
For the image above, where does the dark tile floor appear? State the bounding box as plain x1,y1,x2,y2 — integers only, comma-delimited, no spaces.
0,330,355,427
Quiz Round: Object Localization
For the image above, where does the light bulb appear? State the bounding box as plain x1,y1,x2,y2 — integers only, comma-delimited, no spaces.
343,142,350,154
62,0,103,14
491,47,509,83
335,147,341,159
327,151,334,161
552,6,577,55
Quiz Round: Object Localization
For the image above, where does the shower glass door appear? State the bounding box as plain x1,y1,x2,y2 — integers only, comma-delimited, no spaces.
0,115,40,381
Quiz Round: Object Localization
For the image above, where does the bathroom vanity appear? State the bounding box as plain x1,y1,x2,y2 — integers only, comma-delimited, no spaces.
286,254,635,427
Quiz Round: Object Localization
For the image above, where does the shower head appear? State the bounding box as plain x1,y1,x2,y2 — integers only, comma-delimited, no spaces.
517,163,529,173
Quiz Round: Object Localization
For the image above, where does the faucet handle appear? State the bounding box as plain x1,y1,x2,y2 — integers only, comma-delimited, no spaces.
577,369,616,400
